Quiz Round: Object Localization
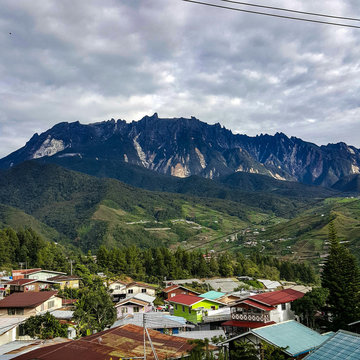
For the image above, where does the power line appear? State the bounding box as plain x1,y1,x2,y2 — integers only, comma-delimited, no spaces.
217,0,360,22
181,0,360,29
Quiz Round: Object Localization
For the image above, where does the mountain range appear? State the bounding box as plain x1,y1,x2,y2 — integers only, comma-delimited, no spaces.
1,113,360,189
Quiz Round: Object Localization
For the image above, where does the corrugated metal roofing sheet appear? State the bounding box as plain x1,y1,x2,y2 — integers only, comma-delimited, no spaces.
168,294,204,306
249,288,304,306
12,324,196,360
221,320,275,329
0,291,58,308
199,291,225,300
241,299,276,311
304,330,360,359
253,320,328,356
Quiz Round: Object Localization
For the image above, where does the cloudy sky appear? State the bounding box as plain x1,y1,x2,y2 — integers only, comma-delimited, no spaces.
1,0,360,157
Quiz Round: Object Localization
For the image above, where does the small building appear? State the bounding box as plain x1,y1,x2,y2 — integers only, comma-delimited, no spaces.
47,275,80,289
169,294,225,324
222,320,331,359
304,330,360,359
0,317,26,346
222,288,304,334
6,279,57,294
0,291,62,316
163,284,200,299
115,293,155,318
125,282,156,296
108,280,127,302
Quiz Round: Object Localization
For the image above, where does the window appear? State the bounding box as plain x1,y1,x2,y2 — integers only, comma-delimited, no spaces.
48,300,55,309
175,304,178,310
8,308,16,315
121,307,128,314
211,306,216,310
182,305,185,312
281,303,286,310
41,303,45,311
16,308,24,315
128,289,133,294
134,307,140,313
141,289,147,293
189,307,191,314
171,293,175,297
115,285,121,290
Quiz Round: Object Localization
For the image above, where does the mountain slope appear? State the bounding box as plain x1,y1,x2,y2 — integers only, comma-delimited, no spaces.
1,114,360,187
0,161,283,251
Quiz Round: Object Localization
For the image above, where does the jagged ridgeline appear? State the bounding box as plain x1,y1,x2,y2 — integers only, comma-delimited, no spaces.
1,113,360,188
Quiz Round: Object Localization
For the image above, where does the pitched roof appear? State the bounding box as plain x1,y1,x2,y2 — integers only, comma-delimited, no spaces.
115,298,149,307
47,275,80,281
12,324,196,360
163,284,200,294
0,291,58,308
304,330,360,359
6,279,37,286
241,299,276,311
248,288,304,306
168,294,209,306
12,268,42,275
126,281,156,290
199,291,226,300
223,320,329,357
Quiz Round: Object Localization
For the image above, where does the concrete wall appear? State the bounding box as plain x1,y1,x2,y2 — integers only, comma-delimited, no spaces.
269,302,296,323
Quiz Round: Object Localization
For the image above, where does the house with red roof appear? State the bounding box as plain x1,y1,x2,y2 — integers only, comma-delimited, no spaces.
222,288,304,334
0,291,62,316
162,284,200,300
168,294,225,324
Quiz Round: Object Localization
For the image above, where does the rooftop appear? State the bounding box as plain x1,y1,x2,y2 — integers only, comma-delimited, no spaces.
199,291,225,300
248,288,304,306
168,294,208,306
11,324,196,360
223,320,330,357
304,330,360,359
0,291,58,308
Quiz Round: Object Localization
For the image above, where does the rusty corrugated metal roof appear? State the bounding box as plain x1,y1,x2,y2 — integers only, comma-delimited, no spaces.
12,323,198,360
0,291,58,308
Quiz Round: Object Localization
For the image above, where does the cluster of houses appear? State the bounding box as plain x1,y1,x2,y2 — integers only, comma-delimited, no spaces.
1,272,360,359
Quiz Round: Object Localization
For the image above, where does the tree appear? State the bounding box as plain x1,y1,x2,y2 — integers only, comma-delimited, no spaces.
73,277,116,336
23,313,68,339
230,340,258,360
292,287,329,329
321,221,360,330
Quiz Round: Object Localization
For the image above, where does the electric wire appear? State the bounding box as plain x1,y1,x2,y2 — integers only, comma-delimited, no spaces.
181,0,360,29
217,0,360,22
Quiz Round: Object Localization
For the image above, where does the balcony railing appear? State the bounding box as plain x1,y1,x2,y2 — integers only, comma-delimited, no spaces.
231,312,270,323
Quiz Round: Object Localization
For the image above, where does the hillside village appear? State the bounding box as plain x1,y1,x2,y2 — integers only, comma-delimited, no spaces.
1,250,360,360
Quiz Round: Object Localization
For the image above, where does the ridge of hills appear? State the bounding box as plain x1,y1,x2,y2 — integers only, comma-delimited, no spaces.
1,113,360,188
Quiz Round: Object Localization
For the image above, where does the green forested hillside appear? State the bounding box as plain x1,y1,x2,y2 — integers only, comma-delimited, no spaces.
0,161,272,251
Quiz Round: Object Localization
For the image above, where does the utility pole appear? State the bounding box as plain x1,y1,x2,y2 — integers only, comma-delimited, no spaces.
69,260,75,276
143,313,146,360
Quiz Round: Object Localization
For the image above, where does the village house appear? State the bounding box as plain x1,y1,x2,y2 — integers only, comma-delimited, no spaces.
162,284,200,299
108,280,127,302
6,278,58,294
0,291,62,316
222,288,304,334
115,293,155,318
125,282,156,296
168,294,225,324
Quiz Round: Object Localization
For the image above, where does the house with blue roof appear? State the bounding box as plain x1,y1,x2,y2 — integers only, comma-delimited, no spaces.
221,320,331,359
304,330,360,359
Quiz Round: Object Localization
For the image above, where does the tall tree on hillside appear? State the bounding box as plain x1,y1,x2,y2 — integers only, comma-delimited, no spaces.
321,221,360,330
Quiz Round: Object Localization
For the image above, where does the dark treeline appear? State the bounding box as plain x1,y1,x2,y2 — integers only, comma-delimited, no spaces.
0,226,317,284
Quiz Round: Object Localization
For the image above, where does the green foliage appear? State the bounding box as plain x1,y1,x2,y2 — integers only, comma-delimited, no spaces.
230,340,258,360
321,221,360,330
292,287,329,329
73,277,116,336
22,313,68,339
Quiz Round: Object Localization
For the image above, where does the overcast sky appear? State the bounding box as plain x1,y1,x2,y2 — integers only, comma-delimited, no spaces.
1,0,360,157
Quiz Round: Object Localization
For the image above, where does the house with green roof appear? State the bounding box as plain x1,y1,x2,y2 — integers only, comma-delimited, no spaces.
221,320,332,359
168,294,225,324
199,291,225,301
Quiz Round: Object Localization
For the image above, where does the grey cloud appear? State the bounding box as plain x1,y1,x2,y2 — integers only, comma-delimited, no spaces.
1,0,360,157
